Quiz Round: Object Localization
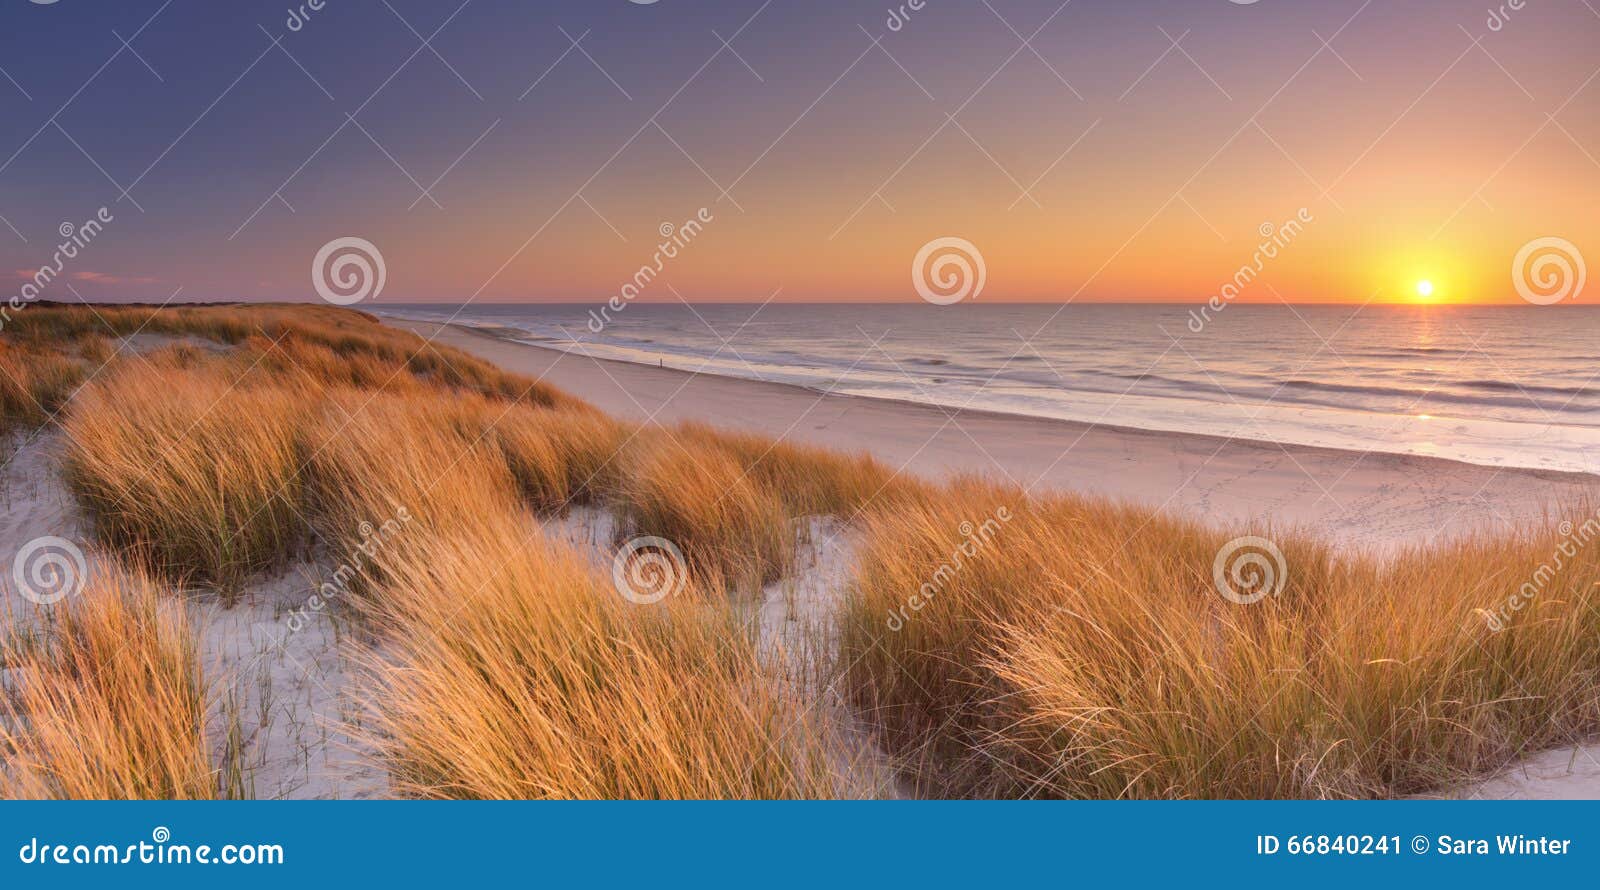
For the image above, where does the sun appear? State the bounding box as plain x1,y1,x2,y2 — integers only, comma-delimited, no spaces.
1415,280,1435,299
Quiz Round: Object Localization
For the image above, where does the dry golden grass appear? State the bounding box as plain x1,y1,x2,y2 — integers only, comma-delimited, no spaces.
20,303,863,800
617,432,794,592
435,397,633,513
62,364,307,595
41,299,590,591
301,394,836,797
0,565,216,799
839,479,1600,798
355,505,836,799
303,390,522,601
672,421,905,517
0,342,90,425
4,302,579,411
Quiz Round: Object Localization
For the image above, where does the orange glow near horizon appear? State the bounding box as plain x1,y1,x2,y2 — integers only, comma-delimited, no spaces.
8,4,1595,307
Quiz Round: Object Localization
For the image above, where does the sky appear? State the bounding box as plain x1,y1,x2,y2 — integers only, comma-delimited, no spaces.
0,0,1596,306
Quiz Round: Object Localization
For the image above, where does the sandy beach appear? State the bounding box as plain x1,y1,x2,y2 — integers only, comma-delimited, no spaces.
390,319,1600,555
5,304,1598,801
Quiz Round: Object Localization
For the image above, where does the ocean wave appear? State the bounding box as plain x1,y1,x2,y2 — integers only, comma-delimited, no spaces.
1276,378,1600,412
1352,346,1470,358
1461,379,1598,397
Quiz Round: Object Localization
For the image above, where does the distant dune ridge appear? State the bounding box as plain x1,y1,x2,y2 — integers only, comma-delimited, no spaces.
1,303,1598,799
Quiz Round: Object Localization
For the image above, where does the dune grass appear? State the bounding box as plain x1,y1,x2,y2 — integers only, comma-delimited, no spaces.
3,302,579,412
439,397,633,513
61,363,308,595
303,394,835,797
0,341,91,425
353,504,836,799
616,431,795,592
302,390,523,600
52,320,810,600
671,421,905,517
0,565,216,799
27,305,845,798
838,479,1600,798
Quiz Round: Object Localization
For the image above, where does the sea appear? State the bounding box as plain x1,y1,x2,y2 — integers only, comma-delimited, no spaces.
373,302,1600,475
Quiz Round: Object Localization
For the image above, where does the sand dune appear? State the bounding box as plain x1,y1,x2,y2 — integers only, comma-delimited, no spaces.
8,310,1597,799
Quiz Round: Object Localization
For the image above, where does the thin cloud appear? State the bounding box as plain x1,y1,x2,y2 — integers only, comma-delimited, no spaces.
71,271,159,285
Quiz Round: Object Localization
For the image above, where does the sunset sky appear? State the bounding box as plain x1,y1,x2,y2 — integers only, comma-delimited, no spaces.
1,0,1596,305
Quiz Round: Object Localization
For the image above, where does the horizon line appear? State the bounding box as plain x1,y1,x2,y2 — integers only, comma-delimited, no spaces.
42,298,1584,309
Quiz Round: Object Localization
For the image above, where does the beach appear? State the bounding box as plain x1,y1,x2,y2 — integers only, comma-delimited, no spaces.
2,303,1597,800
390,318,1600,555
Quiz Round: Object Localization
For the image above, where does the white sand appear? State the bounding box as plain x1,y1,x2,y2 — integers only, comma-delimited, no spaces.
754,518,906,798
0,430,387,799
1448,745,1600,800
196,565,388,800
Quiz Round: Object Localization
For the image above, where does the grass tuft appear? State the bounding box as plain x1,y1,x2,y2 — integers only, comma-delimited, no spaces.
616,432,794,592
355,506,837,799
0,564,217,799
840,479,1600,798
62,364,306,595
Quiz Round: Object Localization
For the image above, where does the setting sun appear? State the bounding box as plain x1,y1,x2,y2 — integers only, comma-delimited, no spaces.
1416,280,1435,299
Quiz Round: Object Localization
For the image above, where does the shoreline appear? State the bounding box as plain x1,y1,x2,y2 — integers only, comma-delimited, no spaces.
390,317,1600,553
